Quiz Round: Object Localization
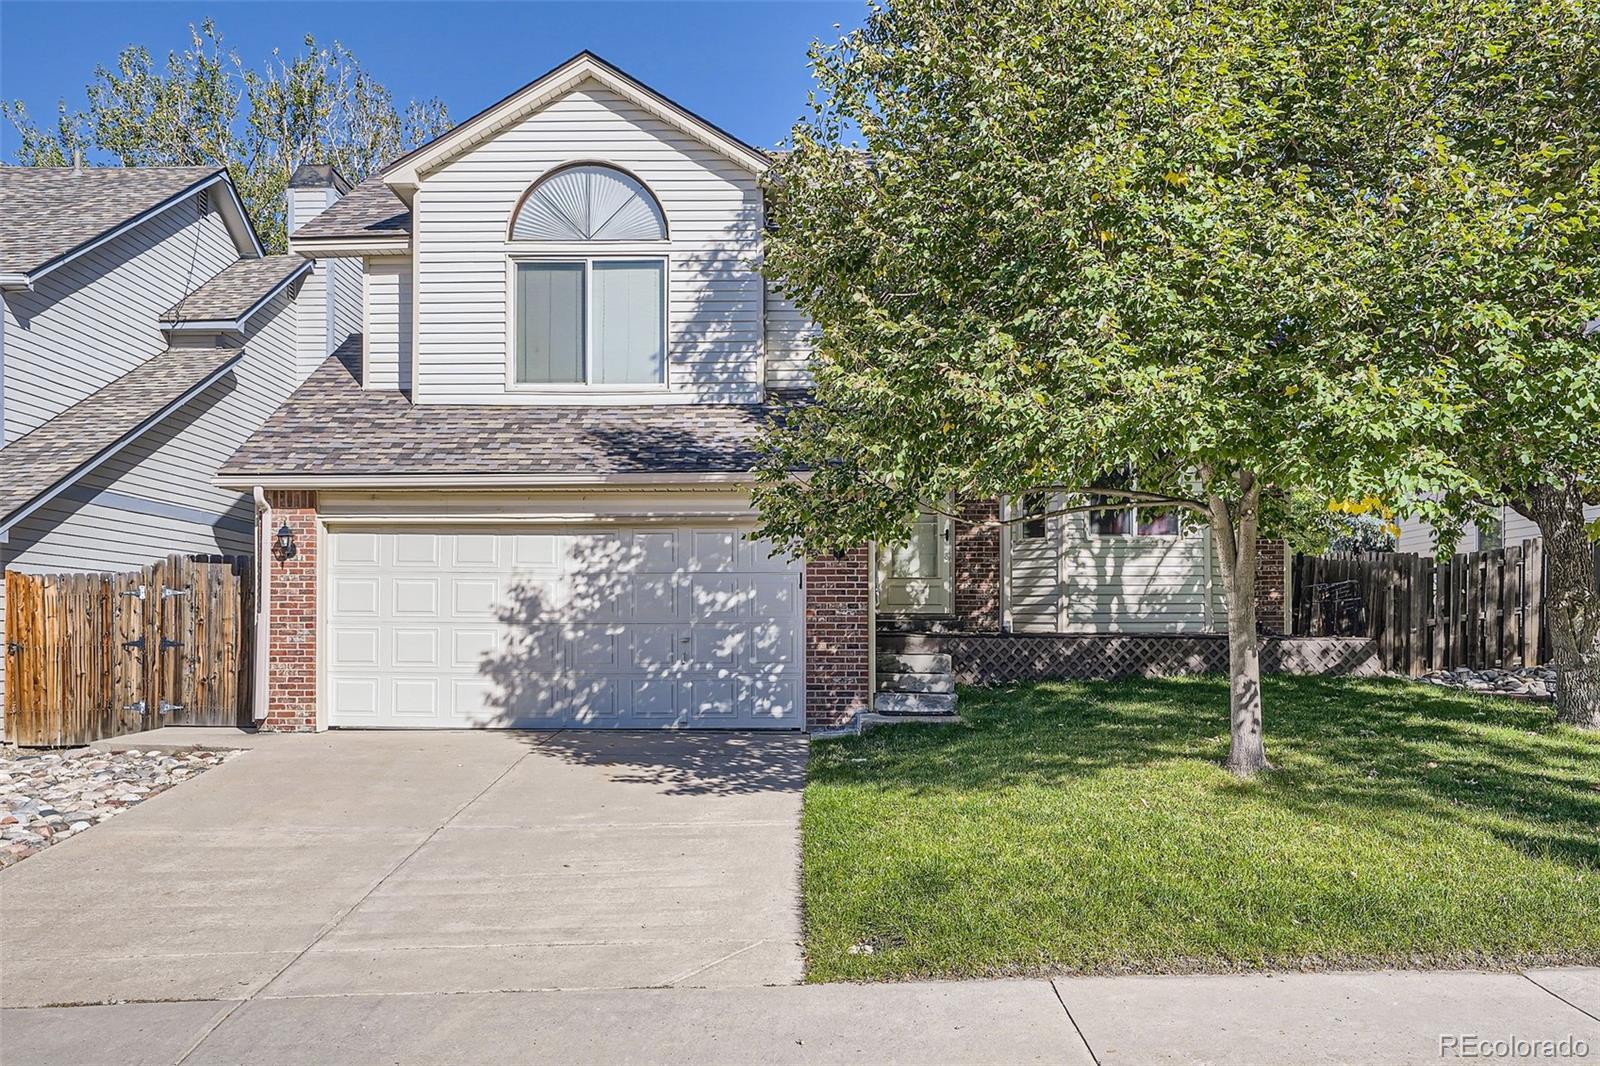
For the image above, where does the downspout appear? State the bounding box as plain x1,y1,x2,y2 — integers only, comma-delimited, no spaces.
253,487,271,723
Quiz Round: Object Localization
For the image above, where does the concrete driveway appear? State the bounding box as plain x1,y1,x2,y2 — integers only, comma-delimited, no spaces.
0,729,805,1008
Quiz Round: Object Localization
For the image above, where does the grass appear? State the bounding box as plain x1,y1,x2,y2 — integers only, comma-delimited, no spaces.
802,675,1600,982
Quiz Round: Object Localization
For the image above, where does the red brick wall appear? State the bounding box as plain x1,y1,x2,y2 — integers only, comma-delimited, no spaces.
804,548,872,729
262,491,319,732
1254,536,1288,635
954,497,1002,631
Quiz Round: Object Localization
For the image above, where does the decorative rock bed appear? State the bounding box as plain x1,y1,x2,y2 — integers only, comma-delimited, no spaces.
1418,665,1558,701
0,746,236,867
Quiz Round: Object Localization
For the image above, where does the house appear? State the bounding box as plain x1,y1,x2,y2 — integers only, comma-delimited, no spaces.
0,163,360,714
220,52,1290,735
1396,505,1599,556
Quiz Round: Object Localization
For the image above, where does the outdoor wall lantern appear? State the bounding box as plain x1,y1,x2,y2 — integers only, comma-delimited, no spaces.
274,522,297,559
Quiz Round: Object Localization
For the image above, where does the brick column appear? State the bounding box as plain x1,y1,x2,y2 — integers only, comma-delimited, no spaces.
804,547,872,729
954,497,1002,631
263,490,319,732
1254,536,1288,635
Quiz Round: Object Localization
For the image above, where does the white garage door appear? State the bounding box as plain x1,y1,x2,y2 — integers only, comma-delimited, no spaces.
326,525,803,729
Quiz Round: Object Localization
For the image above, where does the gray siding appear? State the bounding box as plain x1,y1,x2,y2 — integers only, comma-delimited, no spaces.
1006,495,1225,633
1,192,238,443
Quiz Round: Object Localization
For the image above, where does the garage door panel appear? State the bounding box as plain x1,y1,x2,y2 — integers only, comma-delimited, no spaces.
391,578,439,616
328,524,802,730
393,533,440,566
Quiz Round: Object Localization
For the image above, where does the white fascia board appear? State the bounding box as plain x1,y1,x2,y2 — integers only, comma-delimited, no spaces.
0,352,244,537
383,55,769,189
290,237,412,259
0,274,33,291
213,471,763,491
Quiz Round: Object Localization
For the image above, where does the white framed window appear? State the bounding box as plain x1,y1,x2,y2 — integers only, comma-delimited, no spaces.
508,163,670,389
1086,468,1182,537
512,257,667,386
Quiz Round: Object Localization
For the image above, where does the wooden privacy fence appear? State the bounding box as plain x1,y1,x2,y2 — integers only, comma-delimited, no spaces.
1291,539,1600,674
4,555,252,746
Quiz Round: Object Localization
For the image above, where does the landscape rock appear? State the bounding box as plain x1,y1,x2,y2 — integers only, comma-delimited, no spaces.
1419,665,1557,702
0,745,235,866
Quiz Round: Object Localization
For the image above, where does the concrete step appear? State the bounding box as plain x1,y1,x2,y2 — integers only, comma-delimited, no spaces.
877,632,954,654
877,652,953,675
861,711,962,732
873,691,959,716
875,671,955,694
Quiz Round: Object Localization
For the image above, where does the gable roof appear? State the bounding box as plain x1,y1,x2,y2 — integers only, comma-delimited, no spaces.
160,255,312,330
218,339,793,486
0,166,261,285
0,346,243,536
288,176,413,248
380,51,771,192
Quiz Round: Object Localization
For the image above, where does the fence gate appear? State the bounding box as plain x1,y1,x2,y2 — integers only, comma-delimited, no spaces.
4,555,252,746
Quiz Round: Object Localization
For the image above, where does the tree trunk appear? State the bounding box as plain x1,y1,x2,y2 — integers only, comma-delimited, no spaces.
1515,473,1600,729
1206,476,1271,777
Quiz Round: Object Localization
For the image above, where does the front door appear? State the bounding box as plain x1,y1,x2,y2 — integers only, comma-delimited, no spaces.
877,510,953,615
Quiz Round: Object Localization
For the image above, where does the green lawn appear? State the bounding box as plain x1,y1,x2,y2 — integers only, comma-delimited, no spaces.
803,676,1600,981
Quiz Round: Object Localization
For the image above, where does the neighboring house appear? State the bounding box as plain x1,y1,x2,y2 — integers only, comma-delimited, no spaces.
0,163,360,714
1396,504,1599,557
222,52,1289,735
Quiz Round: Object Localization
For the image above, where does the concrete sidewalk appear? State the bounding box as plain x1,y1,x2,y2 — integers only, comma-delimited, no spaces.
4,968,1597,1065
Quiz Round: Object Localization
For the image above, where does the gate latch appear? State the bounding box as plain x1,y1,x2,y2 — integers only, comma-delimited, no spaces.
160,586,190,600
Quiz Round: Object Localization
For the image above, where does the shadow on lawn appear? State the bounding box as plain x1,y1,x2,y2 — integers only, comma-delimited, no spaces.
813,675,1600,871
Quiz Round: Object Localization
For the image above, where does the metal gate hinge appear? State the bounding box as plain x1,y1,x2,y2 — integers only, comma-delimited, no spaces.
4,641,20,655
159,701,183,715
124,700,147,715
159,637,182,650
120,585,147,600
160,586,190,600
122,637,145,651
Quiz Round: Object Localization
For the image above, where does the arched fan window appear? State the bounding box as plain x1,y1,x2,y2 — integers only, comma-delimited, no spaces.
510,164,667,242
508,165,669,388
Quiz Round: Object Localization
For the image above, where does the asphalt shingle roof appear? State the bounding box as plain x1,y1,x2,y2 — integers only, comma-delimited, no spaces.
0,166,224,277
289,177,411,242
160,255,311,325
0,347,242,527
220,339,794,479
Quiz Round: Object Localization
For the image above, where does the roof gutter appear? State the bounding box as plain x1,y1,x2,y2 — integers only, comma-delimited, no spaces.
289,237,411,258
0,273,34,291
0,352,244,537
252,487,272,723
214,471,766,491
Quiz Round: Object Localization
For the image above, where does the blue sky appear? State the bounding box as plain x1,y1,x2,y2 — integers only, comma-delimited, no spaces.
0,1,865,158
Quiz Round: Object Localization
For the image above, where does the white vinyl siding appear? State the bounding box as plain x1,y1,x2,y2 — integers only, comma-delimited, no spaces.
363,257,413,392
1006,495,1227,633
763,282,815,389
413,82,765,404
1397,504,1600,556
1,191,238,443
289,184,361,379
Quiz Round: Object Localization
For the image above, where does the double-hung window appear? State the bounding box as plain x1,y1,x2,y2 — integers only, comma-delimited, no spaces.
509,164,669,388
1087,467,1182,537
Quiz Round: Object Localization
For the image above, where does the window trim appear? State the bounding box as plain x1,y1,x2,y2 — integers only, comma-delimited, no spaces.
505,251,671,392
1084,468,1185,541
